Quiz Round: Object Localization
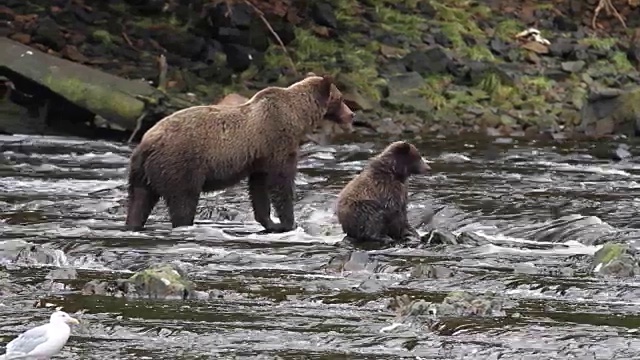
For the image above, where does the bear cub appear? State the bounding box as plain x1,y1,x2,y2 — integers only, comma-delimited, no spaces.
126,74,355,232
336,141,430,247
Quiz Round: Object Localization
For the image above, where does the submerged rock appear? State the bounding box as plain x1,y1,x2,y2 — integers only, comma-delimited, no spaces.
82,263,197,300
388,290,509,327
14,244,67,266
501,214,617,246
0,271,25,297
590,242,640,277
324,250,380,273
409,263,455,279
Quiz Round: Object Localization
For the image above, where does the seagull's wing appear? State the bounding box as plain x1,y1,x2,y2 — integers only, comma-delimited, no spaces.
3,324,51,356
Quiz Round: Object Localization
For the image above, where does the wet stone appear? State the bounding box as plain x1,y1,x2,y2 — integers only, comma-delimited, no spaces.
82,279,127,297
14,245,65,266
409,264,454,279
355,278,386,293
389,291,508,327
420,229,459,246
46,268,78,281
613,144,632,161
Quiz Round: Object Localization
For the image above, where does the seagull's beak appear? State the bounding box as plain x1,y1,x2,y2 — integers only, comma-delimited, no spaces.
66,317,80,325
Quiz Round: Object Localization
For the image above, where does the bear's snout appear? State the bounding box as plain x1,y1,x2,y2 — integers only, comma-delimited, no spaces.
416,159,431,174
338,103,355,132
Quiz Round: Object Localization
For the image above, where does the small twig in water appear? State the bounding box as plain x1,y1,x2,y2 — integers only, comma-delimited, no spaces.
128,110,149,145
592,0,627,29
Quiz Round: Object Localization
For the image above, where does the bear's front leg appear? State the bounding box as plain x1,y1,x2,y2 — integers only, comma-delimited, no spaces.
267,166,297,233
387,211,420,246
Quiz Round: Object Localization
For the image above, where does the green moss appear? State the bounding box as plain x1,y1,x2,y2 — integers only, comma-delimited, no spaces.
418,75,453,110
595,243,625,265
611,51,635,72
91,30,113,45
460,45,495,61
431,1,485,33
334,0,360,23
470,4,492,18
430,0,487,52
534,3,555,10
579,36,617,51
494,19,521,41
440,22,466,48
133,17,155,28
445,89,486,107
617,88,640,118
265,28,385,101
110,2,128,13
374,5,426,42
521,76,553,93
42,75,145,122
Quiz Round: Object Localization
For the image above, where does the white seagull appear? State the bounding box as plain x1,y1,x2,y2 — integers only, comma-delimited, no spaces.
0,311,80,360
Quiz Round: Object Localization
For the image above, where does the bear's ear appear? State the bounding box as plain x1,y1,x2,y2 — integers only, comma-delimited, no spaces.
306,71,317,77
317,75,333,103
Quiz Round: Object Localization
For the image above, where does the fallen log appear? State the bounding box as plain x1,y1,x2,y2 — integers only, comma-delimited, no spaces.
0,37,198,142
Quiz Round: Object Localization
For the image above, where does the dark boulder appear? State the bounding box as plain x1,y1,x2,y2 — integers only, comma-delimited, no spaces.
223,43,262,72
33,17,65,51
151,27,206,61
124,0,166,15
401,46,454,76
310,2,338,29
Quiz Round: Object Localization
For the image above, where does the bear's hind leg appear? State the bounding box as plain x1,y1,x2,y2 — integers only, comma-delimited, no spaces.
267,168,297,232
125,186,160,231
165,192,200,228
343,200,396,247
248,172,278,231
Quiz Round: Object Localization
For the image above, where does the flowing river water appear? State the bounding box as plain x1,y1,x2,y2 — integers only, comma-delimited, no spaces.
1,132,640,359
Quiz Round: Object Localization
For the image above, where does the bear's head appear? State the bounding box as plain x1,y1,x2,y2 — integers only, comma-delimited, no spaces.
307,72,355,132
379,141,431,179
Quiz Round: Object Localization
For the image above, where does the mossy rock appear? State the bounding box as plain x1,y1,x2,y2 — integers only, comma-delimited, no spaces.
127,263,194,300
591,242,640,277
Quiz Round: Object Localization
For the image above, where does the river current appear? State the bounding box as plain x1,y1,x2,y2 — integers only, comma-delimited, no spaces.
1,133,640,359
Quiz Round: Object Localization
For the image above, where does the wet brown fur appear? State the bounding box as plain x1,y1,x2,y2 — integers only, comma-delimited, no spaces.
336,141,430,246
126,75,355,231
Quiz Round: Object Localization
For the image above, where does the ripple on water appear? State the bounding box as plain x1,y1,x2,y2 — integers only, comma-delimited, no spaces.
2,135,640,358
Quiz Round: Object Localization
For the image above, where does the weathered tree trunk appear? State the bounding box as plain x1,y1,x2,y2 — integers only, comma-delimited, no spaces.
0,37,197,140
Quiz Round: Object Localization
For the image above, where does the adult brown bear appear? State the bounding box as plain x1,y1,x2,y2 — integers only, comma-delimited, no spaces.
336,141,430,247
125,74,354,232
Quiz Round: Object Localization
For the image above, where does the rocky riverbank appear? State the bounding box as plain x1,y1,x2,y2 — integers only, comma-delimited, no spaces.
2,0,640,139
